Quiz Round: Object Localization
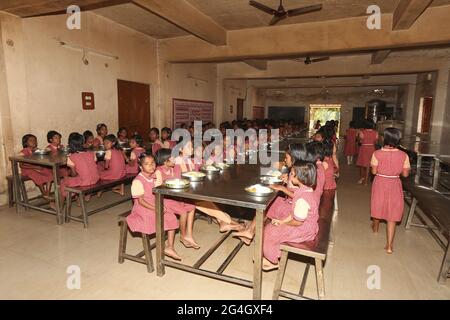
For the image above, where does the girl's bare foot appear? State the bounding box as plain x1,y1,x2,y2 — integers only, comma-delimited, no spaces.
112,184,125,196
385,246,393,254
357,178,365,185
97,191,103,198
219,221,245,233
239,237,252,246
180,237,200,250
262,257,279,271
84,194,91,202
164,248,182,261
232,229,254,241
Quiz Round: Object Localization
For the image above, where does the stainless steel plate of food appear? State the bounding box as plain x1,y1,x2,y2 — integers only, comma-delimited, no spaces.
182,171,206,182
214,163,231,170
265,170,283,178
200,165,220,173
165,178,190,189
33,149,50,155
245,184,274,197
260,175,283,185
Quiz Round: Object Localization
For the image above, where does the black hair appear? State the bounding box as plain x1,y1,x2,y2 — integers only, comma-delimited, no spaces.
323,140,334,158
83,130,94,141
68,132,84,153
161,127,172,135
383,127,402,148
130,134,143,147
155,148,172,166
117,127,127,136
104,134,120,149
349,121,355,129
150,127,160,136
364,119,376,130
138,152,155,167
294,162,317,188
306,141,325,162
47,130,61,143
22,134,36,148
289,143,314,164
96,123,107,134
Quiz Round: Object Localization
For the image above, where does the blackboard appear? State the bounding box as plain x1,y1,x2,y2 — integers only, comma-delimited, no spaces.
268,106,305,123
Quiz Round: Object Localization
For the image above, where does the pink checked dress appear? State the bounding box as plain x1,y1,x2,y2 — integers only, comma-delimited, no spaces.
99,149,126,180
344,128,358,156
314,160,326,203
263,184,319,264
266,174,299,221
323,157,337,191
60,151,100,197
156,165,195,216
371,148,410,222
127,173,178,235
126,147,145,175
19,148,53,186
356,129,378,168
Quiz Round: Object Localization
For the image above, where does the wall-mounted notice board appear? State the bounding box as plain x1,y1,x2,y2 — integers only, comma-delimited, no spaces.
82,92,95,110
172,98,214,127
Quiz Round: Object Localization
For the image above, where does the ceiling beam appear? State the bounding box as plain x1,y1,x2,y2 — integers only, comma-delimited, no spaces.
393,0,433,30
371,50,391,65
132,0,227,46
0,0,130,17
160,5,450,63
243,60,267,70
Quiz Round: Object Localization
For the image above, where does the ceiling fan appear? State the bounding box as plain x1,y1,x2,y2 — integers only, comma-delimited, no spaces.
291,55,330,64
249,0,323,26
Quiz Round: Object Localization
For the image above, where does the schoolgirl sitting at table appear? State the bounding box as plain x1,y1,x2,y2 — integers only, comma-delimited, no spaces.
93,123,108,148
126,135,145,175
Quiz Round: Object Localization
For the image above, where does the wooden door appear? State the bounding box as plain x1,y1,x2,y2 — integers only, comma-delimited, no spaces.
421,96,433,133
117,80,150,138
237,98,244,121
252,106,265,120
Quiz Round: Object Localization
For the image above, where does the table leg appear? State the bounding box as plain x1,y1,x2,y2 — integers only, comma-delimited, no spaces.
155,193,165,276
415,155,422,184
52,165,62,224
253,209,264,300
11,160,21,213
432,158,440,190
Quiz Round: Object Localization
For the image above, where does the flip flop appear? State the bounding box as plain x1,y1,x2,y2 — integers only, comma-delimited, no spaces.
179,238,200,250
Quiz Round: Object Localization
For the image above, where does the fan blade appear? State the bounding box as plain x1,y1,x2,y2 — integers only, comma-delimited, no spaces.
269,13,287,25
249,0,277,15
311,56,330,63
287,4,322,17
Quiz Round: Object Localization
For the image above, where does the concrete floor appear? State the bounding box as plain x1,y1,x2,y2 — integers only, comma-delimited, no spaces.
0,163,449,300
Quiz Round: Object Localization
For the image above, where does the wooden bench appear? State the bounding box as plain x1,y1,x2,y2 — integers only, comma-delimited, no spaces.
272,189,336,300
118,211,155,273
64,174,136,228
6,175,31,208
404,178,450,284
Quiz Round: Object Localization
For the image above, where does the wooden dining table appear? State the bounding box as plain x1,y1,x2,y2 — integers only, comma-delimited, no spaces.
153,164,279,300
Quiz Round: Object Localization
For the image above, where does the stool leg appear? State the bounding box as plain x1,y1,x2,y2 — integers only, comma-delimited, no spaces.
118,221,128,264
65,193,72,223
19,178,29,211
405,198,417,230
272,250,289,300
315,258,325,300
8,178,14,208
438,240,450,284
333,191,338,216
80,194,88,228
142,234,155,273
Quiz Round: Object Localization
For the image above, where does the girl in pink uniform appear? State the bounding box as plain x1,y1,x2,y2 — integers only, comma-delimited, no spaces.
356,120,379,185
307,141,326,203
126,135,146,175
46,130,70,178
117,127,128,146
127,154,181,260
19,134,54,198
323,141,337,191
263,162,319,271
371,128,410,254
98,134,127,196
344,121,358,165
161,127,176,149
155,148,200,249
149,127,164,155
93,123,108,148
59,133,100,204
83,130,95,150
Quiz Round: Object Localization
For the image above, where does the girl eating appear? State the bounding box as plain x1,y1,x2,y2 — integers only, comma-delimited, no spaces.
127,154,181,260
117,127,128,146
93,123,108,148
126,135,145,175
83,130,95,149
45,130,64,152
98,134,127,196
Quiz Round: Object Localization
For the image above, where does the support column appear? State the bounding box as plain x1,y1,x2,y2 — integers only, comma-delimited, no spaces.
431,68,450,141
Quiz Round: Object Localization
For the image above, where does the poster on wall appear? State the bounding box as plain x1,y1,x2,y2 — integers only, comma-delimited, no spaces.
172,98,214,128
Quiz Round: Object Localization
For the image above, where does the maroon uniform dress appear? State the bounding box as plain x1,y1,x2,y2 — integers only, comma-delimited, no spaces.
127,173,178,235
99,149,126,180
263,185,319,264
323,157,337,191
126,147,145,175
60,151,100,197
19,148,53,186
46,144,70,178
371,148,410,222
314,160,326,203
344,128,358,157
356,129,378,168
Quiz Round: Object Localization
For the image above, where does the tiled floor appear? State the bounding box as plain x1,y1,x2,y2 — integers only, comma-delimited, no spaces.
0,163,449,300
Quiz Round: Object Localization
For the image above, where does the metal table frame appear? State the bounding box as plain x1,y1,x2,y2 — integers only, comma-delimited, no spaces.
153,166,277,300
9,155,66,224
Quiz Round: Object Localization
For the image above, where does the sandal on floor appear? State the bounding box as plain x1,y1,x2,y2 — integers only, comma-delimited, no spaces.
179,238,200,250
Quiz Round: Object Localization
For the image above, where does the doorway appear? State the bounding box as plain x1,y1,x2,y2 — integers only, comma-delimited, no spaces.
237,98,244,121
309,104,341,135
252,106,265,120
417,96,433,134
117,79,150,138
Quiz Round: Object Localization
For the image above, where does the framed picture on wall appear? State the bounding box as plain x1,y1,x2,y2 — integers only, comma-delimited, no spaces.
172,98,214,128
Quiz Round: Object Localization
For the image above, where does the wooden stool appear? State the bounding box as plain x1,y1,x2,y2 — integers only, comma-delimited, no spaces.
118,212,154,273
6,175,30,208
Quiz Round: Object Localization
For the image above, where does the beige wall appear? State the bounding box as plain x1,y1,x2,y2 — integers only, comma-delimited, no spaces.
222,79,246,123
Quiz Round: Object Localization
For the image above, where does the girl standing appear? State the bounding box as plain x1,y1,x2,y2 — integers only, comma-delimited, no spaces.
356,120,379,185
263,162,319,271
371,128,410,254
323,141,337,192
19,134,53,199
154,148,200,249
344,121,358,165
127,154,181,260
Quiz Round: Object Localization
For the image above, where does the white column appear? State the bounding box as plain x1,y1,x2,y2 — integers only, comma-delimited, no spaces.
431,68,450,142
